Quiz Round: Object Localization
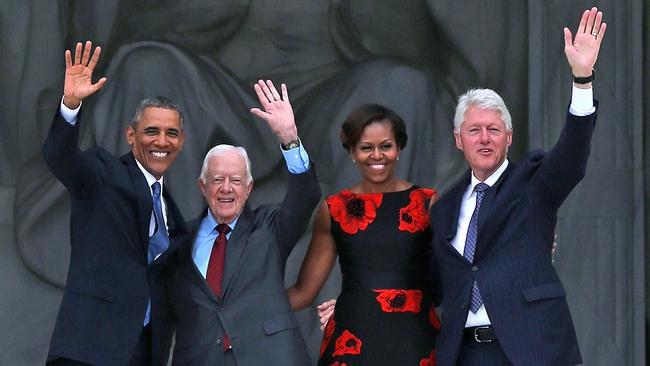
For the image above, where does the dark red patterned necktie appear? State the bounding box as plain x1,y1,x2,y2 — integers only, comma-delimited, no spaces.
206,223,231,351
207,224,230,297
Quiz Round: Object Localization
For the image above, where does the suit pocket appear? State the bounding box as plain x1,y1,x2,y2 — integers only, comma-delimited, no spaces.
521,282,566,302
66,277,116,303
262,312,300,335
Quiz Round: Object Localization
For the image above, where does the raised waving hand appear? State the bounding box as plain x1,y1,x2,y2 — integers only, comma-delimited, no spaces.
564,7,607,79
63,41,107,109
250,80,298,145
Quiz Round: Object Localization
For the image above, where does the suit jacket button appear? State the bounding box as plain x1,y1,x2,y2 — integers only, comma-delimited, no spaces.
216,338,223,345
472,266,478,272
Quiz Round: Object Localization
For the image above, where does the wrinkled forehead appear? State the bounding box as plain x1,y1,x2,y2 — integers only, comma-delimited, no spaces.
137,107,182,129
207,152,248,176
463,106,506,127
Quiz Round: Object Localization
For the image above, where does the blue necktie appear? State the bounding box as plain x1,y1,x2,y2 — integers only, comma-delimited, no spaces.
148,181,169,264
464,182,489,313
144,182,169,326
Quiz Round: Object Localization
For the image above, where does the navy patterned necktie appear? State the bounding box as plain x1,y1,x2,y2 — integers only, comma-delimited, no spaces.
148,181,169,263
463,182,490,313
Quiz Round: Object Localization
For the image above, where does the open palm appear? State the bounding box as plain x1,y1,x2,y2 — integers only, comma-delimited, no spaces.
63,41,106,108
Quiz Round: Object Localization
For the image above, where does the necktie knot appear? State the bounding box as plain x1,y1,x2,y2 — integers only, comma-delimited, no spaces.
474,182,489,193
216,224,231,236
152,181,161,198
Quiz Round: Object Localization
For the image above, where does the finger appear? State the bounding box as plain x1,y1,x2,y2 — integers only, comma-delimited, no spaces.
74,42,82,65
563,27,573,49
81,41,92,66
597,22,607,43
592,10,603,34
281,83,289,103
65,50,73,68
250,107,269,120
92,77,107,92
266,80,281,101
577,9,589,34
258,79,275,103
88,46,102,70
253,83,271,106
585,7,597,35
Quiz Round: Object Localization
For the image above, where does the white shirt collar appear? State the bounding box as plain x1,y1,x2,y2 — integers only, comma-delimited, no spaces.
134,158,164,193
469,158,509,193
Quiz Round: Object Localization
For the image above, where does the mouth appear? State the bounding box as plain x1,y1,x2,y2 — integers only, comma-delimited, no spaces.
368,163,387,170
218,198,235,203
150,151,169,159
477,148,493,155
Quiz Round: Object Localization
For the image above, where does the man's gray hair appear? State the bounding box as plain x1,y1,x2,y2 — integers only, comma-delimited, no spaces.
131,96,184,128
453,88,512,132
199,144,253,184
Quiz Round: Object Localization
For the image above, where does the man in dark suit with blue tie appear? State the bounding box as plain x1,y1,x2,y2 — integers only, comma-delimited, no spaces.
43,41,187,365
429,7,606,366
156,80,320,366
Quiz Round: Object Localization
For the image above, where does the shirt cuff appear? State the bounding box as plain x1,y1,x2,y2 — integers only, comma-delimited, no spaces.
569,85,595,116
60,95,82,125
281,138,310,174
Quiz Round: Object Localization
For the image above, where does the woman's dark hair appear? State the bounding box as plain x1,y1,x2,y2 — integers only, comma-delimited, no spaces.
339,104,408,151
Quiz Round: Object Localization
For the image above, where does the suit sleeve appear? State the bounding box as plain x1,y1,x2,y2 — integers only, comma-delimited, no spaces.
272,164,321,263
533,104,597,210
42,109,97,198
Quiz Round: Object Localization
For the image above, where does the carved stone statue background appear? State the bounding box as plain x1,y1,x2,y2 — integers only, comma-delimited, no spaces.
0,1,646,365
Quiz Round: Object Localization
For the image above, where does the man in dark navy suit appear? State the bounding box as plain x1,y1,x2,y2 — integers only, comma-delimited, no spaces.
43,41,187,365
429,7,607,366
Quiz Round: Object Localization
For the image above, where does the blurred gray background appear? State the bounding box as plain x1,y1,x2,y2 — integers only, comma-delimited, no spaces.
0,0,647,364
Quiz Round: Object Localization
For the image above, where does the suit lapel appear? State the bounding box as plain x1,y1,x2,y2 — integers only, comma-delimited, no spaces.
438,173,471,260
221,205,254,300
178,217,220,304
121,152,151,264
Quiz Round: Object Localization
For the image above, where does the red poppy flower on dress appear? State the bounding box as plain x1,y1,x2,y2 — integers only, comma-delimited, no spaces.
327,191,383,234
399,188,436,233
372,289,423,313
320,316,336,357
332,329,363,357
419,349,436,366
429,305,441,330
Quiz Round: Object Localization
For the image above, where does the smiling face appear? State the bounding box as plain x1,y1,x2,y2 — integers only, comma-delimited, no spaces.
198,152,253,224
454,106,512,181
126,107,185,179
351,121,400,187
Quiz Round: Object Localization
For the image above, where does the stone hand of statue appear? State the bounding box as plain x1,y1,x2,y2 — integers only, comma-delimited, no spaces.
563,7,607,78
250,80,298,145
63,41,107,109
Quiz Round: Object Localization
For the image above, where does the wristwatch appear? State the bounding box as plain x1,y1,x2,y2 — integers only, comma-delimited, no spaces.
281,139,300,150
573,70,595,84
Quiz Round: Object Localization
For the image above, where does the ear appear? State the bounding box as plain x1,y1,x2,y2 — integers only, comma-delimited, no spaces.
178,130,186,149
454,131,463,151
197,178,206,196
126,125,135,146
246,181,254,196
506,130,513,147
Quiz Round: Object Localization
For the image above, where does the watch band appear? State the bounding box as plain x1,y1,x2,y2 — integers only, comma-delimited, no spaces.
573,70,595,84
281,139,300,150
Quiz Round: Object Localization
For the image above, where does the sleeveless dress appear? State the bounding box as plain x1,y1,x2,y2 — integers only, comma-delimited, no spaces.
318,186,440,366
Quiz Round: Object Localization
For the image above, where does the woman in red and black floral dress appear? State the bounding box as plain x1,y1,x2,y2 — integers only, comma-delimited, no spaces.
287,104,440,365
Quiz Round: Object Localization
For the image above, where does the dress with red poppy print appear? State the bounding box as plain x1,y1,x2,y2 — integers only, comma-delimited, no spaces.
319,186,440,366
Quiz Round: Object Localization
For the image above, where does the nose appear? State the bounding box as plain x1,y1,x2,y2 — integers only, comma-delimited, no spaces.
219,179,233,192
479,129,490,144
153,131,169,147
370,147,382,160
